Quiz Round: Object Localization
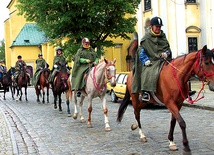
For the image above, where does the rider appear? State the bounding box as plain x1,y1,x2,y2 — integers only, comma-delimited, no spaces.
33,53,49,86
49,47,70,87
0,60,7,87
13,55,30,86
132,16,195,101
71,37,98,97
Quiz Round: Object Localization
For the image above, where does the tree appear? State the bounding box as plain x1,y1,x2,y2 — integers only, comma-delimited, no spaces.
16,0,141,59
0,40,5,62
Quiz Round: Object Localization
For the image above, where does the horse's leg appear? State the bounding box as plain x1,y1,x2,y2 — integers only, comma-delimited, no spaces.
47,87,49,103
72,91,79,119
168,115,178,151
25,87,28,102
35,86,40,102
87,96,93,128
65,90,71,116
100,96,111,131
79,95,85,123
167,104,191,154
10,86,14,100
3,89,6,100
58,93,62,112
19,88,22,101
54,93,57,109
42,87,45,103
132,94,147,142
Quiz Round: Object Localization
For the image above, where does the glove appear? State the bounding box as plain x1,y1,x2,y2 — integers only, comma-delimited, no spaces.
54,64,58,68
160,50,170,59
144,60,152,66
86,59,91,63
40,67,43,70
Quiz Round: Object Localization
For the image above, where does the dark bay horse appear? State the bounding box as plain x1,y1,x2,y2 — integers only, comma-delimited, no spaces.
68,59,116,131
1,67,15,100
35,68,50,103
16,66,28,101
117,45,214,154
52,64,70,113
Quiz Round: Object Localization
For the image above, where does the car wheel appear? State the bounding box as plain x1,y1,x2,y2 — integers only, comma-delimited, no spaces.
111,91,118,103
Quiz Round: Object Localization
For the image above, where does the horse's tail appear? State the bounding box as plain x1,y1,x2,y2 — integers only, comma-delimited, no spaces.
117,86,131,122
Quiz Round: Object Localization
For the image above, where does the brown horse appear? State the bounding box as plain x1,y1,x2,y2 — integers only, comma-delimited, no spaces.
1,67,15,100
35,68,50,103
52,64,70,113
16,66,28,102
68,59,116,131
117,45,214,154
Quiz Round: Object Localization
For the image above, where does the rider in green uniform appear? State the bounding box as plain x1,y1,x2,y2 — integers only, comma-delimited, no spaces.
33,53,49,86
71,37,98,97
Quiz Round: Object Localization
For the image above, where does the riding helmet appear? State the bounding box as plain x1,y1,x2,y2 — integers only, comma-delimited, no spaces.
38,53,43,57
150,17,163,26
56,47,63,52
82,37,90,48
17,55,22,59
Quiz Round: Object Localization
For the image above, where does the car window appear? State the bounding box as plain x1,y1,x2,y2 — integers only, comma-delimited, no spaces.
117,74,125,84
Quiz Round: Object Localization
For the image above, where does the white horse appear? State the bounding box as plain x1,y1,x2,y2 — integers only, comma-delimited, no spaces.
67,58,116,131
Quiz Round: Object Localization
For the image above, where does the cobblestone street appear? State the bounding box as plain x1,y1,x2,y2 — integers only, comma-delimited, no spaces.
0,85,214,155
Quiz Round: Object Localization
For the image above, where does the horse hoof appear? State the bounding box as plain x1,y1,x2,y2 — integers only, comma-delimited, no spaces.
140,137,147,142
105,127,111,132
80,119,86,123
59,111,63,114
87,124,93,128
73,113,78,119
169,144,178,151
67,114,72,117
54,106,57,109
131,124,138,130
183,150,191,155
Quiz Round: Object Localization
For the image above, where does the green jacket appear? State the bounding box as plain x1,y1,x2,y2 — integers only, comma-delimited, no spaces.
14,60,27,78
50,54,68,82
132,30,172,93
33,58,48,86
71,46,98,90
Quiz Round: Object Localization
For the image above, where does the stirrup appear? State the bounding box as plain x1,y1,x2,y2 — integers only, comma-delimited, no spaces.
76,91,81,97
142,92,150,102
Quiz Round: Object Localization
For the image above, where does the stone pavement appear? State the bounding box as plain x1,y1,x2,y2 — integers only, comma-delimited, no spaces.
0,81,213,155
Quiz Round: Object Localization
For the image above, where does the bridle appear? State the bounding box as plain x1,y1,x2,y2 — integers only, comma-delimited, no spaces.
92,62,116,91
167,49,214,104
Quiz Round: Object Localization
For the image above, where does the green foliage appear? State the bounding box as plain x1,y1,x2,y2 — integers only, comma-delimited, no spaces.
16,0,141,58
0,40,5,62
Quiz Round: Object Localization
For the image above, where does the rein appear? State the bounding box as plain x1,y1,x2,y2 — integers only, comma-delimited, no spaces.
165,49,214,104
92,63,116,91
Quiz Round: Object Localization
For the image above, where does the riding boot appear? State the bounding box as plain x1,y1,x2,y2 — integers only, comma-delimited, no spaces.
76,90,82,97
141,91,150,102
189,90,196,96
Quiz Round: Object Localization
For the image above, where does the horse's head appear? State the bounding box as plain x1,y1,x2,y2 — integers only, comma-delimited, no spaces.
104,58,117,87
194,45,214,91
54,63,69,90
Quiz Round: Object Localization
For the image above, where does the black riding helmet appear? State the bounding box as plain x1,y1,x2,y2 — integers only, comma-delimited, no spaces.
17,55,22,59
150,16,163,26
38,53,43,57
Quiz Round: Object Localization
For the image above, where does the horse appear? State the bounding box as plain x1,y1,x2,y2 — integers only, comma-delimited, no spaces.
117,45,214,155
68,58,116,131
35,68,51,103
1,67,16,100
52,63,70,114
16,66,28,101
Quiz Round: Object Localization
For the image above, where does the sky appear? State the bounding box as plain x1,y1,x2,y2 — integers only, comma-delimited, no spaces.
0,0,11,41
